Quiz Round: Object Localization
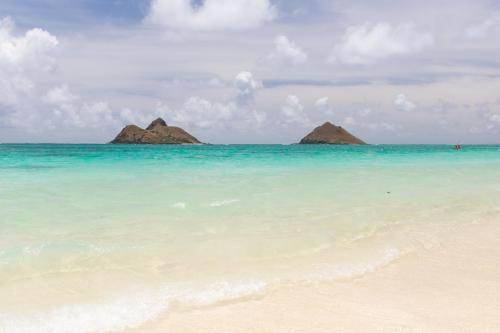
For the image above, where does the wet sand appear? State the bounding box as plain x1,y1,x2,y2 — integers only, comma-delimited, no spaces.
132,219,500,332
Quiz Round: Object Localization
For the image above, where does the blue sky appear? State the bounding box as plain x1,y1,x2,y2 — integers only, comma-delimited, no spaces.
0,0,147,26
1,0,500,143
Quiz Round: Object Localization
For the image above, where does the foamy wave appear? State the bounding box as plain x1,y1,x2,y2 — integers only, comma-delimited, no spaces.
0,280,267,333
334,248,401,279
306,247,402,281
176,280,266,306
209,199,240,207
172,202,187,209
22,245,45,257
0,289,169,333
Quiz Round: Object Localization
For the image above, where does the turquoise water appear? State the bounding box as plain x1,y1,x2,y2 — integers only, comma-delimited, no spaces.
1,144,500,332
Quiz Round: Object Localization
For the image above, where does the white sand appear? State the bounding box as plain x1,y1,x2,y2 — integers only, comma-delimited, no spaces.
129,219,500,332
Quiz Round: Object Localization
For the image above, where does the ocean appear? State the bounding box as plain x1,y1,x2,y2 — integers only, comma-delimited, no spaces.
1,144,500,332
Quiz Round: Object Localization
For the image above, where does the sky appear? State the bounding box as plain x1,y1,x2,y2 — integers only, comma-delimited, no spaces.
1,0,500,144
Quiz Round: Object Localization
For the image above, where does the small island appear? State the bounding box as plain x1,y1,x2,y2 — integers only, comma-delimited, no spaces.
299,122,366,144
111,118,201,144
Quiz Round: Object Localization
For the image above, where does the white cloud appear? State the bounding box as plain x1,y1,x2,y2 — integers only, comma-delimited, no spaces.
22,83,168,133
233,71,266,125
0,17,171,135
314,97,333,115
329,22,433,65
167,97,236,129
489,113,500,127
41,86,187,131
281,95,310,126
343,116,356,126
156,71,267,129
42,86,122,130
234,71,263,102
42,85,77,105
0,16,59,108
119,108,164,128
0,17,59,72
157,96,266,130
266,35,308,66
394,94,416,112
251,109,267,125
146,0,276,31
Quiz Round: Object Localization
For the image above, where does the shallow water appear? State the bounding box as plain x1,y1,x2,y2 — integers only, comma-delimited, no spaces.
1,144,500,332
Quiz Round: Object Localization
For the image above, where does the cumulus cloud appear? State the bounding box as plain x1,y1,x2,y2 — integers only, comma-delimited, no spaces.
234,71,263,103
0,18,131,133
0,17,59,72
233,71,266,125
42,85,77,105
314,97,332,115
0,17,166,135
160,97,236,129
146,0,276,31
156,71,266,129
329,22,433,65
41,86,121,129
41,85,183,132
488,113,500,129
281,95,311,126
394,94,416,112
0,16,59,108
0,17,66,131
118,108,166,128
7,82,171,134
266,35,308,66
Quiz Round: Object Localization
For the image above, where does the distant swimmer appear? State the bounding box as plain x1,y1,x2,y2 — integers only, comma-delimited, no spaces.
454,144,462,150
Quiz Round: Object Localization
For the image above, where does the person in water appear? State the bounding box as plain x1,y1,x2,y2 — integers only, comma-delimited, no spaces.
454,144,462,150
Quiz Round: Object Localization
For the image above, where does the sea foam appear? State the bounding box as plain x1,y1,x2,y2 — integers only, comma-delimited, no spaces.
0,280,267,333
304,247,402,282
172,202,187,209
209,199,240,207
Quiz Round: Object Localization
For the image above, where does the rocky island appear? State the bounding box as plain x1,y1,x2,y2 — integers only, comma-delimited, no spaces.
299,122,366,144
111,118,201,144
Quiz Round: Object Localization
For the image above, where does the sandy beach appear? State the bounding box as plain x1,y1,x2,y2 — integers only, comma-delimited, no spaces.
133,218,500,332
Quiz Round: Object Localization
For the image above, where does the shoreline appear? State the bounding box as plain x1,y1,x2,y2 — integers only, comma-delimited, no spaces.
130,218,500,332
